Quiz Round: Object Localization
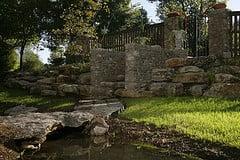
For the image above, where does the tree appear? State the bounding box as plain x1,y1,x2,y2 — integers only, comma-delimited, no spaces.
0,0,48,71
148,0,216,19
23,49,44,73
48,47,65,66
94,0,149,36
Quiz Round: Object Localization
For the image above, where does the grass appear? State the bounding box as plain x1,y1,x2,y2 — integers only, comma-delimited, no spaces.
121,97,240,148
0,87,76,114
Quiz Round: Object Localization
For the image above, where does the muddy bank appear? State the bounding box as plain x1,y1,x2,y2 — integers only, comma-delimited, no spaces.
107,118,240,160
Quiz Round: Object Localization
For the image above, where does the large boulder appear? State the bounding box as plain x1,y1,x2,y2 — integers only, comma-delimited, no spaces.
78,73,91,85
89,117,109,136
58,84,79,96
37,78,56,84
78,85,91,97
56,75,71,84
215,73,240,83
41,90,57,96
6,79,33,90
204,83,240,98
152,68,175,82
165,58,186,68
173,73,209,84
189,84,208,96
150,82,184,96
178,66,204,73
114,89,153,98
75,100,124,118
30,85,52,95
208,65,240,76
0,112,94,152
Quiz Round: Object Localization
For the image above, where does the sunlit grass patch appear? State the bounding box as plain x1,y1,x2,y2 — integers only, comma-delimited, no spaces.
121,97,240,148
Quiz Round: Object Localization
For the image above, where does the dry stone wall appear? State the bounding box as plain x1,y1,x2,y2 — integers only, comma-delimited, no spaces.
90,49,126,98
5,65,92,98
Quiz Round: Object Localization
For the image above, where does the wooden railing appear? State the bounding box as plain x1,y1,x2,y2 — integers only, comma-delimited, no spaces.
230,11,240,57
96,23,164,51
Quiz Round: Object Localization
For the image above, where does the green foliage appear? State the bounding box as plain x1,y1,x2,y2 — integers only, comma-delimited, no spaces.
0,43,19,80
23,50,44,73
122,97,240,148
7,50,19,71
148,0,216,18
0,87,75,114
95,1,149,36
48,47,65,66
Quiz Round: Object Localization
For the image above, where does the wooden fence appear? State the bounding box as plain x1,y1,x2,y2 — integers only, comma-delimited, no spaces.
94,23,164,51
230,11,240,57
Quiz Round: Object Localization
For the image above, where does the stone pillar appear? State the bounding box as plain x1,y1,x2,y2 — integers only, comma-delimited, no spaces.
164,16,184,49
208,9,231,58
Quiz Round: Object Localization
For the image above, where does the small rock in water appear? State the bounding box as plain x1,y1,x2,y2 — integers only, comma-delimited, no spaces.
90,117,109,136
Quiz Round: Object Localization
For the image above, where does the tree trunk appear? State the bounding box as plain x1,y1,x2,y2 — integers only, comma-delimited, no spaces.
19,41,27,72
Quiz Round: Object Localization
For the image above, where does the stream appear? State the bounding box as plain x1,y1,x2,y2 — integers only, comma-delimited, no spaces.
24,131,200,160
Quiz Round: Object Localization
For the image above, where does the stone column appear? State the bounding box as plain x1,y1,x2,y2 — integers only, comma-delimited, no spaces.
164,16,184,49
208,9,231,58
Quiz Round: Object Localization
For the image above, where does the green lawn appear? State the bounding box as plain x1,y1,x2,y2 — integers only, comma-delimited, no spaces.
0,87,76,114
121,97,240,148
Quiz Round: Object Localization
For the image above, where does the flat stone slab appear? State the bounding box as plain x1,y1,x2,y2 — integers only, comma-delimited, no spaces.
75,99,124,118
0,111,94,153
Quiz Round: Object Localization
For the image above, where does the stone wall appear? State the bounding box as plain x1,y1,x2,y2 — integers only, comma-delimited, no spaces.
208,9,231,58
5,65,92,98
124,44,188,93
90,49,126,98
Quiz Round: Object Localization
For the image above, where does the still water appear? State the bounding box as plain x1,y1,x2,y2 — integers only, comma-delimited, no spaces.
27,132,200,160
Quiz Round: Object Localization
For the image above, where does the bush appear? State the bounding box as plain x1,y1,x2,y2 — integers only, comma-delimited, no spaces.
0,43,19,80
23,50,44,73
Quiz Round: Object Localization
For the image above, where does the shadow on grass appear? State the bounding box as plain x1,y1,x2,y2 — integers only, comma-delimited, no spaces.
0,87,76,114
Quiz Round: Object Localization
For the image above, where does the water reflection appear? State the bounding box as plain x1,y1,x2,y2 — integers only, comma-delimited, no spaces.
26,132,198,160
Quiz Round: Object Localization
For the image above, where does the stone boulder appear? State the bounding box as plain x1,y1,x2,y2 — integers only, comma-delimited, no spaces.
189,85,208,97
165,58,186,68
41,90,57,96
173,73,209,84
56,75,71,84
89,117,109,136
152,68,175,82
215,73,240,83
37,78,56,84
208,65,240,76
4,105,38,116
30,85,52,95
78,85,91,97
114,89,153,98
75,100,124,118
204,83,240,98
0,112,94,152
58,84,79,96
178,66,204,73
7,79,33,90
78,73,91,85
150,82,184,96
21,76,43,83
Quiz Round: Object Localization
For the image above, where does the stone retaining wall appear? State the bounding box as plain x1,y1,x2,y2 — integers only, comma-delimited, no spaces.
5,68,92,98
125,44,188,92
90,49,126,98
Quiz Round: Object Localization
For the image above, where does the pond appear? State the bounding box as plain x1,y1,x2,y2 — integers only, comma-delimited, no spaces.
24,131,200,160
